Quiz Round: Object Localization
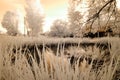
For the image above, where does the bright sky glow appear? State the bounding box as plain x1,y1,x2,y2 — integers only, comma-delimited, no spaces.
0,23,7,34
42,0,68,32
16,9,27,35
0,0,120,33
0,0,68,33
116,0,120,9
43,6,68,32
75,0,89,28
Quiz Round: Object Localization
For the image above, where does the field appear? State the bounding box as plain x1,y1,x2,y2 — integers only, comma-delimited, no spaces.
0,35,120,80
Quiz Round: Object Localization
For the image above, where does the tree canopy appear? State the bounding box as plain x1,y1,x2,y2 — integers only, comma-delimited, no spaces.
25,0,44,36
68,0,120,37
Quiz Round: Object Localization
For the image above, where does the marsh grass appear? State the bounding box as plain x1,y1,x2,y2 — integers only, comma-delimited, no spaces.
0,37,120,80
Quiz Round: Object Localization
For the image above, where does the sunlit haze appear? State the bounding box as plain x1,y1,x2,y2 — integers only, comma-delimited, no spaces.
0,0,120,33
0,0,68,33
41,0,68,32
116,0,120,9
75,0,89,28
0,23,7,34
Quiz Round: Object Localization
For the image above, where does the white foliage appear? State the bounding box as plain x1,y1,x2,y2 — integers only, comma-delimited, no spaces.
1,10,27,36
25,0,44,36
16,10,27,35
49,19,70,37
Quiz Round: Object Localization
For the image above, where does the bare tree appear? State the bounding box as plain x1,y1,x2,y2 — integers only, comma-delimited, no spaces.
86,0,119,32
68,0,120,37
49,19,70,37
68,10,83,37
68,0,89,37
25,0,44,36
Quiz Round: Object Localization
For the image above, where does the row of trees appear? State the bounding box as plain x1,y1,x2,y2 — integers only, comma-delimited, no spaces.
49,0,120,37
1,0,120,37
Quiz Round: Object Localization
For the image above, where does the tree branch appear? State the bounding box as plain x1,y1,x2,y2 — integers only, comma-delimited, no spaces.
87,0,115,22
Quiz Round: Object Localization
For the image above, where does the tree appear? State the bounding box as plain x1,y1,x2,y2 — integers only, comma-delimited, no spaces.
49,19,70,37
68,0,120,37
2,11,20,36
25,0,44,36
85,0,120,33
1,10,27,36
68,0,89,37
68,10,83,37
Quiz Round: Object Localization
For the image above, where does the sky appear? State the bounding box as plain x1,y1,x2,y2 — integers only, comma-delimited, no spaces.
41,0,68,32
0,0,120,33
0,0,68,32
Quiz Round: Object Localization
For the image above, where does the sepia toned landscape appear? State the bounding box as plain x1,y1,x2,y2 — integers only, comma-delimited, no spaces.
0,0,120,80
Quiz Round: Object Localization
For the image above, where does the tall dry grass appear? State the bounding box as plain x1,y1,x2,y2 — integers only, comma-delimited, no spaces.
0,37,120,80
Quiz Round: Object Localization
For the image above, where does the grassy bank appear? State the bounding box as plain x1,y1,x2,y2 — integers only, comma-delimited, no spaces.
0,35,120,80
